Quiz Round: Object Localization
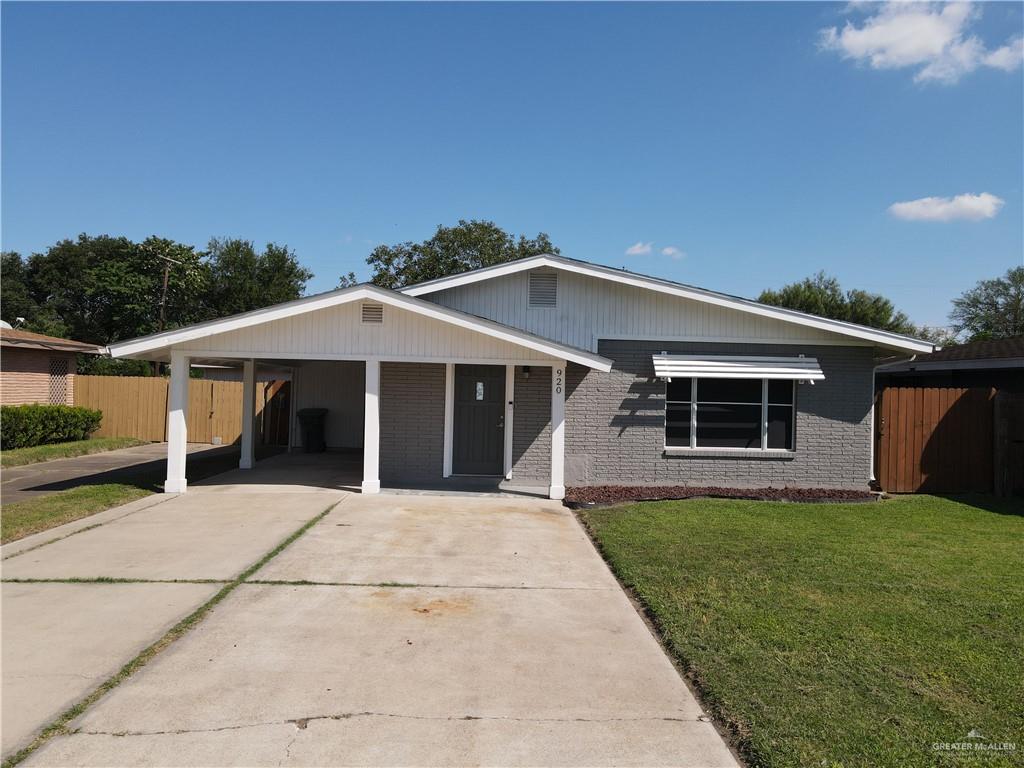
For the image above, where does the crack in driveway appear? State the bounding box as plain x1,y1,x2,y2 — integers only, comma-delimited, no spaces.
77,710,702,738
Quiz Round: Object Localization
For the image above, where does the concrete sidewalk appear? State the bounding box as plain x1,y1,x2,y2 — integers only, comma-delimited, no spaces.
1,443,236,504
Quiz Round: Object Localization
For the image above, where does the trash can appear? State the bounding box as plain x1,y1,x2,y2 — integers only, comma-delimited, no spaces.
297,408,328,453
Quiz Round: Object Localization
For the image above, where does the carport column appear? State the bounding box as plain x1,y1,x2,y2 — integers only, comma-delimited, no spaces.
549,361,566,500
362,359,381,494
239,359,256,469
165,350,190,493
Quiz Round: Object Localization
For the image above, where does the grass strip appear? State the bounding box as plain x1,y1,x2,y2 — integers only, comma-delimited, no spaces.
2,577,228,585
1,438,148,468
1,498,342,768
2,484,153,544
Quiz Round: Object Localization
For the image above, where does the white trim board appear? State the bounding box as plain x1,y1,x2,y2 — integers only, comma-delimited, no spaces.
400,254,934,354
596,334,873,348
108,284,612,371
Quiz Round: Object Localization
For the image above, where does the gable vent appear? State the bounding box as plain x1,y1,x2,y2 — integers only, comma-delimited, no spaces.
361,302,384,324
528,271,557,308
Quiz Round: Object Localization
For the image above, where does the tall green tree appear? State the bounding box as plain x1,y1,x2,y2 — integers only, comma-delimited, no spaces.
204,238,313,316
361,220,559,289
949,266,1024,341
759,272,918,336
16,234,208,345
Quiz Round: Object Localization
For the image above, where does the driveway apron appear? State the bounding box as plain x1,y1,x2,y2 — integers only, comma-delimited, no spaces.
16,492,736,767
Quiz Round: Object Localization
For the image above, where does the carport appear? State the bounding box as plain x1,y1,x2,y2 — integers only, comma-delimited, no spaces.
107,285,611,500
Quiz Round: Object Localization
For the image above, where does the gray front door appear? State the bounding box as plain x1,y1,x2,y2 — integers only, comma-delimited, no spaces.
453,365,505,475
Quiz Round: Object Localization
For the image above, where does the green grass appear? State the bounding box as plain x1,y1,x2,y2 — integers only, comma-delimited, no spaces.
1,437,148,468
581,495,1024,768
1,484,152,544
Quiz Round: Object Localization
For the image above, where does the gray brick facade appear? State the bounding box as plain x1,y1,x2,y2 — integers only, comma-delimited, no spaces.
380,362,445,482
511,366,551,481
564,340,874,489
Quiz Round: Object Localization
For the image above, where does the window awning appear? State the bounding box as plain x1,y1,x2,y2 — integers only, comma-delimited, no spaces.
652,354,825,381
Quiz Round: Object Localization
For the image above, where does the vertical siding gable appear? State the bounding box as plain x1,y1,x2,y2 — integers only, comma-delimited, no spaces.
427,270,850,350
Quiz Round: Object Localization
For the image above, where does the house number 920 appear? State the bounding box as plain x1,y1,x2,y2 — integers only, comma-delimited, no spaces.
554,368,563,394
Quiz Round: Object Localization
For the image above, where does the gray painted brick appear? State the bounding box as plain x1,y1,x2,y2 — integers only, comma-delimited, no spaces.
380,362,445,482
564,341,874,490
512,366,551,481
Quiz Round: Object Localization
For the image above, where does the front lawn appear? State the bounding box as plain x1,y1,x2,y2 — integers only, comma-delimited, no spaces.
581,495,1024,768
1,483,152,543
0,437,147,468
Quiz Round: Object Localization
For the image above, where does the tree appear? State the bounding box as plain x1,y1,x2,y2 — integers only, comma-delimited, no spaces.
759,272,918,336
204,238,313,317
949,266,1024,341
361,220,559,289
337,272,358,289
1,252,60,334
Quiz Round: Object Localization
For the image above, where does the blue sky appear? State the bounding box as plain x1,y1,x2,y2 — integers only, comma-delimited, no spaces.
3,2,1022,328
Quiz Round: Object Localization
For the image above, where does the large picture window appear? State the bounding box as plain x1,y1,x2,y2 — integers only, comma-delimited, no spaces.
665,378,795,451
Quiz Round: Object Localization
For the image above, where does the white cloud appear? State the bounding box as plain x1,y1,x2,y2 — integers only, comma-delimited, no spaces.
625,241,653,256
660,246,685,259
888,192,1004,221
820,2,1024,84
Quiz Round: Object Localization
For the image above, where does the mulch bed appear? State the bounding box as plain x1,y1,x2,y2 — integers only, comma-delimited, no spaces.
564,484,875,507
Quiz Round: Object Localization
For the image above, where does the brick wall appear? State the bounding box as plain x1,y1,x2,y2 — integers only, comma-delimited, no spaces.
0,348,77,406
564,340,874,490
511,365,551,481
379,362,445,482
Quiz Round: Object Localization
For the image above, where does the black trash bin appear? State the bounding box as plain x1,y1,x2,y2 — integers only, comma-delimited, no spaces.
297,408,328,453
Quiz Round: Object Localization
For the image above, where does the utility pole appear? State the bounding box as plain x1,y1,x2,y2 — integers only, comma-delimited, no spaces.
156,254,184,333
152,252,184,376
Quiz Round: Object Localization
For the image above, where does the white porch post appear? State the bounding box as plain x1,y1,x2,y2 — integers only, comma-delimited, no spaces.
239,359,256,469
443,363,454,478
549,361,566,500
165,350,190,493
504,365,515,479
362,359,381,494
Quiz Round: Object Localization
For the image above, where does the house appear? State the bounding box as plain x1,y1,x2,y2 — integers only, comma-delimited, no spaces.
106,255,933,497
874,335,1023,495
876,335,1024,392
0,324,104,406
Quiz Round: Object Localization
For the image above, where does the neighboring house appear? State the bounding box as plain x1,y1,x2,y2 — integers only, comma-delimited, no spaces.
876,336,1024,392
106,255,933,497
874,335,1023,496
0,324,104,406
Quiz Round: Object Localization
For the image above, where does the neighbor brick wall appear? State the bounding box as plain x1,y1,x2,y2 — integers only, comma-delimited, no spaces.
0,348,77,406
564,340,874,490
511,365,551,481
379,362,445,482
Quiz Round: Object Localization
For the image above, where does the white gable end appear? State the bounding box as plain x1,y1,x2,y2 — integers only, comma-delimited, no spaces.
425,269,853,351
179,299,569,363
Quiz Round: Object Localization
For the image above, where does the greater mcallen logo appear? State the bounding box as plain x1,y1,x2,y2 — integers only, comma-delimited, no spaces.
932,729,1017,755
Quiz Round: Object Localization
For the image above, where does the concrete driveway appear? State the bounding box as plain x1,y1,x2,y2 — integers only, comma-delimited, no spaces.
5,486,736,767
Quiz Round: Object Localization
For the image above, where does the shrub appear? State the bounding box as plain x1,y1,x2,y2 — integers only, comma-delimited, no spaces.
0,404,103,450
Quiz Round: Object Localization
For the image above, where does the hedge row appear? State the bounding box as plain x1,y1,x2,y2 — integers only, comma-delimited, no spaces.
0,404,103,450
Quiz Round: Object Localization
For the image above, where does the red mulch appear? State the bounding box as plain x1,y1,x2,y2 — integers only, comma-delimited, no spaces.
564,485,874,506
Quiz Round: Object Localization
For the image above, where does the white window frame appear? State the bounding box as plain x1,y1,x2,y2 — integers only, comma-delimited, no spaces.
664,378,795,452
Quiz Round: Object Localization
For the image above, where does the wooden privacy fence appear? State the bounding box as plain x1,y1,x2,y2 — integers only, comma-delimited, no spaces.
876,386,995,494
75,375,285,445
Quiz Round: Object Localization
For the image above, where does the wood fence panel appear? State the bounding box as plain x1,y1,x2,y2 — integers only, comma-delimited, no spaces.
877,386,994,493
74,375,273,445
